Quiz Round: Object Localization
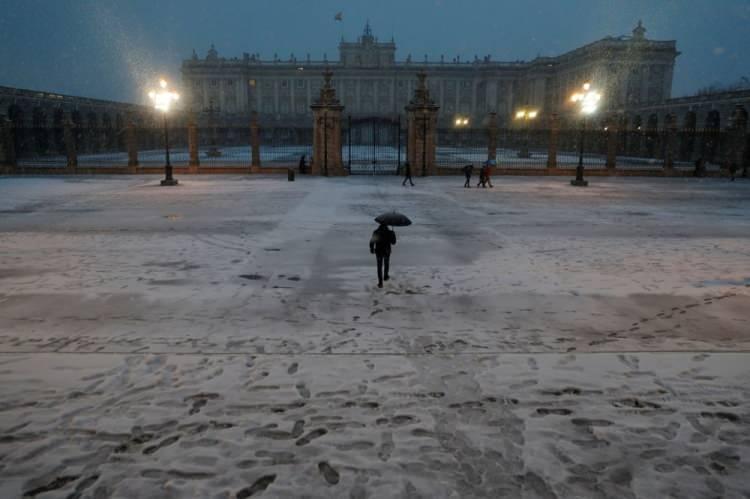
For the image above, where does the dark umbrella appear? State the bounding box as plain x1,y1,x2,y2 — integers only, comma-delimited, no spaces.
375,211,412,227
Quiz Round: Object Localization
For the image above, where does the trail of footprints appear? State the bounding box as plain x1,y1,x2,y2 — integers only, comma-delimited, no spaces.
18,354,747,498
598,292,740,345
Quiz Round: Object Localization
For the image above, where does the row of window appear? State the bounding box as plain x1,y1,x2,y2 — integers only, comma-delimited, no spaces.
192,78,477,91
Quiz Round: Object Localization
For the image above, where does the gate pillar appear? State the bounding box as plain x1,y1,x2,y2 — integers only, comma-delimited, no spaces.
311,69,346,176
728,105,748,176
605,114,619,171
188,114,200,173
486,112,498,162
405,72,440,176
250,111,261,171
64,117,78,173
547,113,560,169
0,116,16,173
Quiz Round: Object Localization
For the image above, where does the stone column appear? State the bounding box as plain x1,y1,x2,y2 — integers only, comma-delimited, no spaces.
728,105,748,177
606,115,618,171
64,119,78,173
405,72,440,176
188,117,200,173
310,69,345,176
0,117,16,172
126,121,139,173
546,113,559,169
663,114,677,172
250,112,261,171
486,112,498,162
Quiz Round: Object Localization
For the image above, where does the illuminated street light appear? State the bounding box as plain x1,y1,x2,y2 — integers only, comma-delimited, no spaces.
569,82,602,187
148,78,180,186
515,108,539,158
454,116,470,127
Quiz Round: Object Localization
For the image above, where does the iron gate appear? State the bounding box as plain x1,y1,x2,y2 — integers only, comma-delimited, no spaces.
345,116,403,175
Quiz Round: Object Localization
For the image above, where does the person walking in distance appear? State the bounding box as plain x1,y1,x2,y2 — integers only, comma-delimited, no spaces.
298,154,307,174
369,223,397,288
477,164,486,188
463,164,473,188
482,161,494,188
402,161,415,186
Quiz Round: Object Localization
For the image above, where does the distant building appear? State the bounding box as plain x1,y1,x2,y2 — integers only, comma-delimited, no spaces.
180,21,679,125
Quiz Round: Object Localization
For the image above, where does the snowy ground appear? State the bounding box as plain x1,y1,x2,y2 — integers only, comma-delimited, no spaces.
0,175,749,498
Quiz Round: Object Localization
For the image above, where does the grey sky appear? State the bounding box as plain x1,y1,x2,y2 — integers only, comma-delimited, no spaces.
1,0,748,104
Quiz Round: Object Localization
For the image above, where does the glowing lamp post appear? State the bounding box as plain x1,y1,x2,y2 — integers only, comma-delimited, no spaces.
570,82,601,187
148,79,180,186
515,108,538,158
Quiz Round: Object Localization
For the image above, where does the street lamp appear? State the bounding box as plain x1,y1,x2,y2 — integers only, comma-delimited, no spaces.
148,78,180,186
454,117,470,127
569,82,601,187
515,108,538,158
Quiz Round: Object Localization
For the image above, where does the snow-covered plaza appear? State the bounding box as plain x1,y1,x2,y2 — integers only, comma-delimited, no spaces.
0,174,749,498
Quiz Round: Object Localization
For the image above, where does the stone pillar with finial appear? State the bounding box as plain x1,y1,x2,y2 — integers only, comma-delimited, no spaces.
728,104,748,177
250,111,261,172
663,113,678,173
547,113,560,169
126,120,138,173
486,112,498,163
405,71,440,176
64,116,78,173
310,69,345,176
0,116,16,173
188,112,200,173
606,114,619,171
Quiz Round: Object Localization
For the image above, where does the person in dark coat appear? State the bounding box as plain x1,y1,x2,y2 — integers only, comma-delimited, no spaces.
693,157,706,177
463,164,473,188
477,163,488,188
729,161,738,181
370,223,397,288
402,161,414,186
298,155,307,174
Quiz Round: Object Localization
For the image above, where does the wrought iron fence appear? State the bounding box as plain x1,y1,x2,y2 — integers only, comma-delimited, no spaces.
260,127,313,169
436,128,488,168
13,126,68,168
3,121,747,175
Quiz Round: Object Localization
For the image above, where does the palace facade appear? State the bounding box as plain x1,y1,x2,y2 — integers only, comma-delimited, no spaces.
181,21,679,126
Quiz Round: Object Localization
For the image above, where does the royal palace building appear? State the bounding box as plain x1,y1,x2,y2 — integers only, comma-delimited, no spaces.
181,21,679,126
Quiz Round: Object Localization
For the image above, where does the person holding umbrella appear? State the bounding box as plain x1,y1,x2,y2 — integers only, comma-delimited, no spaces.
370,212,411,288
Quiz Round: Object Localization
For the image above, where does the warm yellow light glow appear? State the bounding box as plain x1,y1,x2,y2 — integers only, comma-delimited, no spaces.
516,109,539,120
149,79,180,113
463,119,469,125
455,118,462,126
570,82,601,116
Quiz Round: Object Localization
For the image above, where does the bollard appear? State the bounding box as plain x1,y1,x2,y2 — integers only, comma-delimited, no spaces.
288,168,295,182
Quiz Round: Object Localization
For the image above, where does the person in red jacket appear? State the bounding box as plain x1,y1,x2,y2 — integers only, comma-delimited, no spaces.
482,160,494,188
